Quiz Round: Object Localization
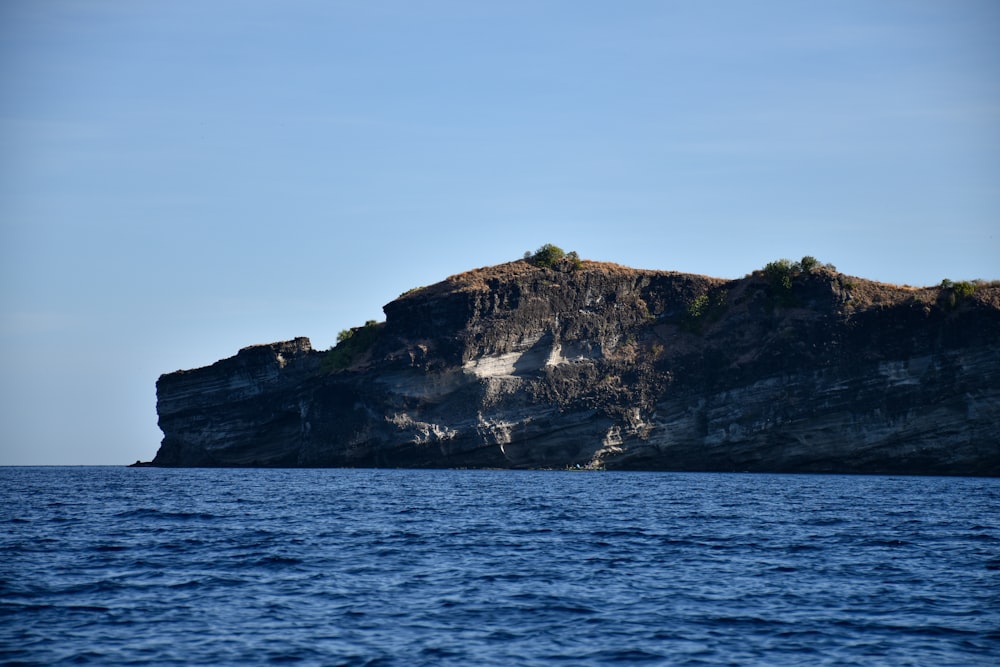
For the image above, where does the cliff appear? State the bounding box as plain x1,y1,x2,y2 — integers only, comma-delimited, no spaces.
151,259,1000,475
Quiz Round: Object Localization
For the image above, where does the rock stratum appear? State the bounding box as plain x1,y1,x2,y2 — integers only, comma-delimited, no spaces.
151,259,1000,475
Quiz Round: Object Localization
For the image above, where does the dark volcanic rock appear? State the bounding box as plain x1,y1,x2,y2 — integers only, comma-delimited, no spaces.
151,261,1000,475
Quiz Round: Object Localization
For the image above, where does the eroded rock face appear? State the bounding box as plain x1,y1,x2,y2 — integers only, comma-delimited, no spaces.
155,338,320,466
151,261,1000,475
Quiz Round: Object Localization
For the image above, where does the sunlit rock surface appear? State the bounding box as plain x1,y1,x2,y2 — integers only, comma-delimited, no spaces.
152,260,1000,475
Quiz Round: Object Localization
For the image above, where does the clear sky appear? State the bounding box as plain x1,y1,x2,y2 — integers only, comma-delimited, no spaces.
1,1,998,465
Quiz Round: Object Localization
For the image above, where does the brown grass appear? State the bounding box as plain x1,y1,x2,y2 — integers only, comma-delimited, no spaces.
399,258,1000,311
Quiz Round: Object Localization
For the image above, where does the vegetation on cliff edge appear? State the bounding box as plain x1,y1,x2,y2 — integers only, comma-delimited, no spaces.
323,320,381,371
524,244,582,271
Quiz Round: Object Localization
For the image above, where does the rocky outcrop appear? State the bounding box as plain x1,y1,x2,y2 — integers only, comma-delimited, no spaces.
150,260,1000,475
154,338,321,466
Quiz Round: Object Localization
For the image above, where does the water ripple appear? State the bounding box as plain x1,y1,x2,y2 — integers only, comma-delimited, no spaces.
1,467,998,665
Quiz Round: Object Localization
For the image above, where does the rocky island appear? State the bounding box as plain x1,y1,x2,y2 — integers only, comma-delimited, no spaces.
149,249,1000,475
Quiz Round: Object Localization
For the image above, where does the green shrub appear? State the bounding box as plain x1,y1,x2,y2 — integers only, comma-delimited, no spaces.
324,320,381,371
954,281,975,299
937,279,976,310
683,289,728,332
566,250,582,270
799,255,819,273
761,255,831,295
686,294,710,320
526,244,582,271
531,243,566,268
763,259,794,291
762,255,831,286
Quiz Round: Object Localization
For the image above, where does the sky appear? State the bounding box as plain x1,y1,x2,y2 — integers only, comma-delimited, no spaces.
1,0,998,465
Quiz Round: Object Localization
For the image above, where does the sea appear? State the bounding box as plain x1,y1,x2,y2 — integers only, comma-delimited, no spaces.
1,467,998,666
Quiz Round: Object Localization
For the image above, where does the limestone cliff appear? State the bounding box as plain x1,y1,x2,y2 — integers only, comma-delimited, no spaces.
151,259,1000,475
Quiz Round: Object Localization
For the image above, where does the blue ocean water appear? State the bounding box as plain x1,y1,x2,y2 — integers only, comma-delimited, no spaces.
1,467,998,666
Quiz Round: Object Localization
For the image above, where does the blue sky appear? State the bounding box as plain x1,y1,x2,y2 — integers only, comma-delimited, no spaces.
2,1,998,465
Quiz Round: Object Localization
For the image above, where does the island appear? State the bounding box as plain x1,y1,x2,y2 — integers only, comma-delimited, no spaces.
146,248,1000,475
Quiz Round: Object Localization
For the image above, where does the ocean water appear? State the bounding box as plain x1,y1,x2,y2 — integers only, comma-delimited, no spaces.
1,467,998,666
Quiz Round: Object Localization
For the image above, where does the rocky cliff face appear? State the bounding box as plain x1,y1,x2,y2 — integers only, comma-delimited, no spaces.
152,260,1000,475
